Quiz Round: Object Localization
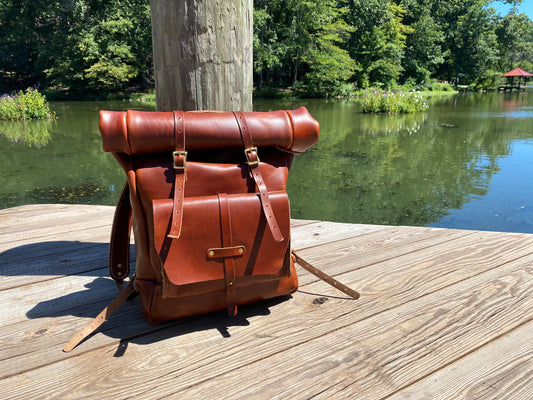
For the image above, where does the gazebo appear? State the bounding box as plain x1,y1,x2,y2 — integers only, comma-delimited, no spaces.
500,67,532,91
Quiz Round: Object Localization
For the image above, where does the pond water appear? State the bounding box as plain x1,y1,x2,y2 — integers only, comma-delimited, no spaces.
1,92,532,233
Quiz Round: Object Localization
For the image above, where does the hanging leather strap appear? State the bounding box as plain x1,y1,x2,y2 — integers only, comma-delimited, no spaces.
217,193,237,316
168,110,187,239
63,279,137,352
292,251,360,299
233,111,284,242
205,194,249,316
109,182,132,286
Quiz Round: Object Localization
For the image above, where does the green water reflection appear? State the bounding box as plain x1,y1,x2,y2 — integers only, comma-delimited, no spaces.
0,93,532,233
256,92,533,232
0,119,55,147
0,101,155,208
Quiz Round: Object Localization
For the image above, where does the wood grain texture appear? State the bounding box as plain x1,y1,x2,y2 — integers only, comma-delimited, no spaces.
0,205,532,399
150,0,253,112
388,320,533,400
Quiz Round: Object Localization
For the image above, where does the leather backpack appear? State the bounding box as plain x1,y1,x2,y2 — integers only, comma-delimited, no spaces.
64,108,358,352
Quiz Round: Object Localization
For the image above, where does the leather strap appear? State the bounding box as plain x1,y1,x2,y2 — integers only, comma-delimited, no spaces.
63,279,137,352
168,110,187,239
233,111,284,242
109,182,132,285
218,193,238,316
292,251,360,299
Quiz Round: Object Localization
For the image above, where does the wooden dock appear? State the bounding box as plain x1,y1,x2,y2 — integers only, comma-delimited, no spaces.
1,204,532,399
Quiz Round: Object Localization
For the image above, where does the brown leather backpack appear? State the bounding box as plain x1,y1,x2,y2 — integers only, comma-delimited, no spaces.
64,108,358,352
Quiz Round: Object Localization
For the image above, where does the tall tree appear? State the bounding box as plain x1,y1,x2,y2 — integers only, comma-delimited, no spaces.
495,7,533,71
400,0,445,85
253,2,282,91
253,0,355,95
342,0,411,88
44,0,152,93
433,0,500,85
0,1,67,90
0,0,152,94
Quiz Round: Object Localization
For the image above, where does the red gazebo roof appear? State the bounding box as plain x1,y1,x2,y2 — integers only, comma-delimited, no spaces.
502,67,533,77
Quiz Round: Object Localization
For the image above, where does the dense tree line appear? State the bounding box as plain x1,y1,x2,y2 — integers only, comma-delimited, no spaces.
1,0,532,96
0,0,152,95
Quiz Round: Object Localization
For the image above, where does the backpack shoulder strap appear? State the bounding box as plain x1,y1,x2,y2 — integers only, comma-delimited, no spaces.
63,278,136,352
291,251,360,299
63,182,135,352
109,182,132,286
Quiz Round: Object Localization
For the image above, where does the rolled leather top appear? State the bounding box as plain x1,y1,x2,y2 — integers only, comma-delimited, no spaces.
99,107,319,155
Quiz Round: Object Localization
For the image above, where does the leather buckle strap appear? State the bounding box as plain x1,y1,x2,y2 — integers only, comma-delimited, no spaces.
172,150,187,169
244,146,260,165
168,111,186,239
233,111,284,242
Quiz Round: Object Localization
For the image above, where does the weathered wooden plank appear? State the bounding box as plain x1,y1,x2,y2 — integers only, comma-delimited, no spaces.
0,214,113,245
0,300,149,377
387,320,533,400
2,251,530,399
0,225,486,327
3,227,532,387
0,204,114,234
291,220,390,250
289,218,319,227
2,224,531,360
0,232,120,291
141,259,533,400
296,228,533,286
2,205,532,399
0,234,110,270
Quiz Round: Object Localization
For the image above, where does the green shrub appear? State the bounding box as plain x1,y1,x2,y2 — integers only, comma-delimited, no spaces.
361,89,428,114
0,88,55,121
428,81,455,92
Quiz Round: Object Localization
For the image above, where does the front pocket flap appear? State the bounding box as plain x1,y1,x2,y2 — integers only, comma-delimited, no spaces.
153,191,291,287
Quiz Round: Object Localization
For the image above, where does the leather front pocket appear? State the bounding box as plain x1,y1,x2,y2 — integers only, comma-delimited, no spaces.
152,191,291,298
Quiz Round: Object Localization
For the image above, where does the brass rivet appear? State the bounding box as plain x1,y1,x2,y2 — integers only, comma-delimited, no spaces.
238,248,244,254
229,281,234,286
208,250,214,256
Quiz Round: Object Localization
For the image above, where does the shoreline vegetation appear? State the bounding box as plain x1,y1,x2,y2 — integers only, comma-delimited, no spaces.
361,90,429,114
0,88,55,121
1,2,531,105
0,82,462,122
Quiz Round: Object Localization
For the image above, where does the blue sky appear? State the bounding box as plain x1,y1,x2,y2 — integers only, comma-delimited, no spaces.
488,1,533,18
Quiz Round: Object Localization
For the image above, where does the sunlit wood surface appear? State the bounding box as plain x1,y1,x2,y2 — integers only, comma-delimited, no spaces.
1,204,531,399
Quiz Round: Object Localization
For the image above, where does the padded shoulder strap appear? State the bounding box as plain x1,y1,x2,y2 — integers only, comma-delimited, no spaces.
109,182,132,284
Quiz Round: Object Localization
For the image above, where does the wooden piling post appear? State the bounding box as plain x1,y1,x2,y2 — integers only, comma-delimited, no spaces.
149,0,253,112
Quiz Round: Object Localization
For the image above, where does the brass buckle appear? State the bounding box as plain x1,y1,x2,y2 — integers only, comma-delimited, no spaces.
244,147,260,166
172,151,187,169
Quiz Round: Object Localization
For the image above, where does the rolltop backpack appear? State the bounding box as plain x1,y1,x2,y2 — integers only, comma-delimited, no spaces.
64,108,359,352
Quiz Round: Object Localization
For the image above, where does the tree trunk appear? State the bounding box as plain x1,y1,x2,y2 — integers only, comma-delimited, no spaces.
149,0,253,112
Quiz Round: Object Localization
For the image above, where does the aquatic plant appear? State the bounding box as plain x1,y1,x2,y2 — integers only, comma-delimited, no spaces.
361,89,428,114
0,88,55,121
